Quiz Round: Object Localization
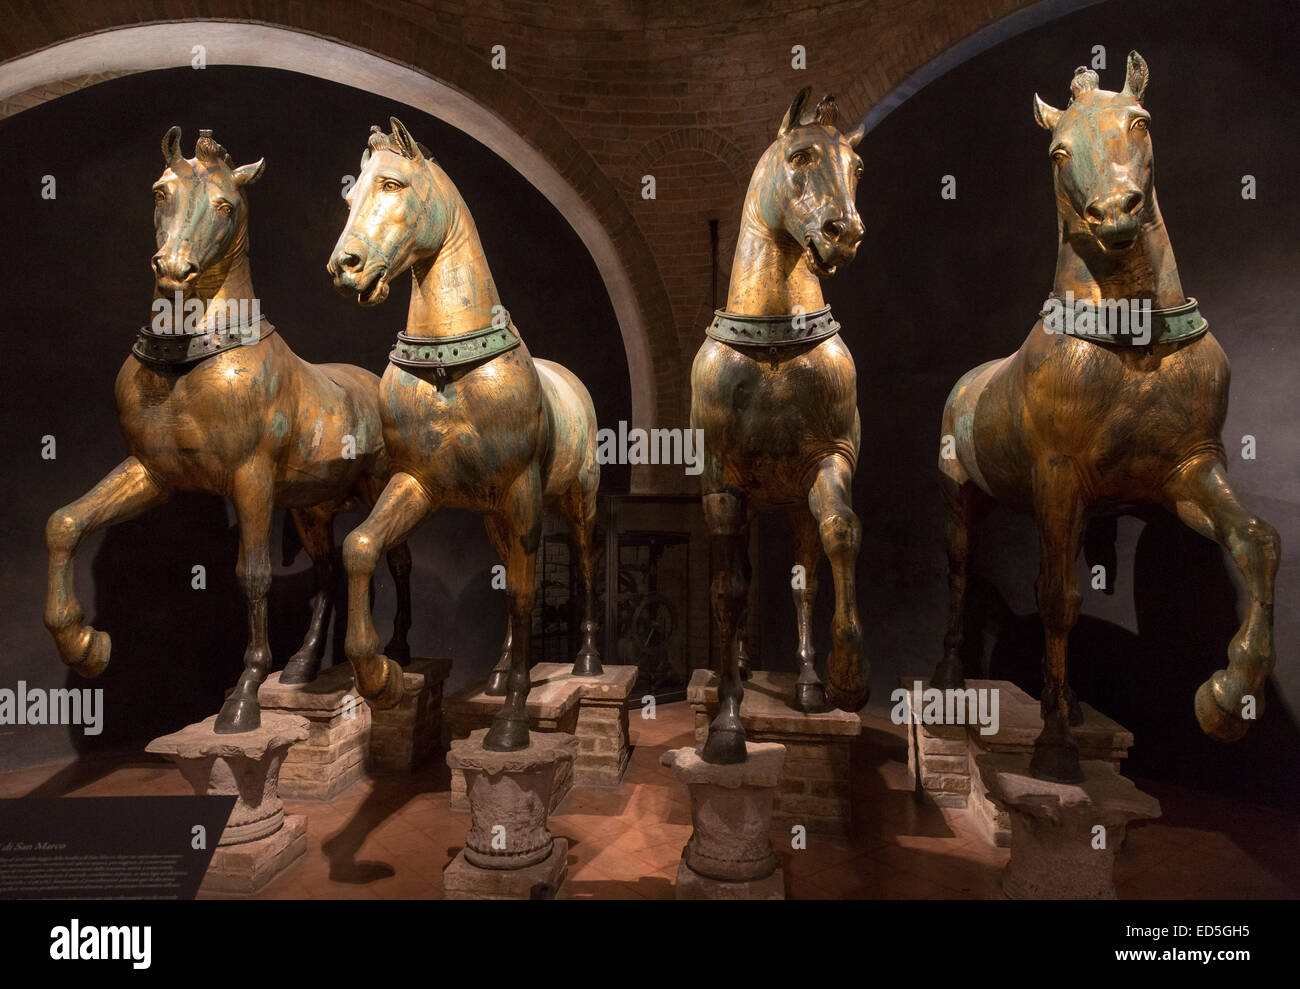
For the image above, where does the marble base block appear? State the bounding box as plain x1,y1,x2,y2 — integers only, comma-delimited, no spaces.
674,858,785,900
663,741,785,899
444,840,568,900
147,712,310,897
978,752,1161,899
688,669,860,836
369,658,453,774
256,665,370,800
444,663,636,811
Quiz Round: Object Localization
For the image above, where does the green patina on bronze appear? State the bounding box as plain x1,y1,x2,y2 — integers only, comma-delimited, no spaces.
706,305,840,347
1047,296,1208,346
389,317,519,370
132,316,276,366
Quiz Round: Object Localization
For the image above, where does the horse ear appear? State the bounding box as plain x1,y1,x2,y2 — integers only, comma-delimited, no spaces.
233,158,265,186
161,126,184,165
389,116,425,161
1033,94,1062,132
1122,50,1149,104
778,86,813,136
844,118,866,148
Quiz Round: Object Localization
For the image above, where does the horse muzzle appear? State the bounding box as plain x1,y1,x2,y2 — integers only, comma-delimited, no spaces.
328,248,390,306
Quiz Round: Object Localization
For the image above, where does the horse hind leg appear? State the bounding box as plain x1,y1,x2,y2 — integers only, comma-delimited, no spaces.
281,506,336,685
482,517,515,696
559,478,603,678
359,470,413,667
1165,458,1280,741
788,507,828,713
809,455,869,711
45,457,168,677
932,473,993,690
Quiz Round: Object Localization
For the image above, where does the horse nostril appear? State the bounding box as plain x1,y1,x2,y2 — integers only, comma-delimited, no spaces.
338,251,362,272
824,218,846,239
1122,191,1144,214
1085,202,1105,224
151,256,165,276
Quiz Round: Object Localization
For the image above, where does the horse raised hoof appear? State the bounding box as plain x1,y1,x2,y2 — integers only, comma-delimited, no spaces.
793,680,828,714
369,656,407,709
701,724,747,765
1194,674,1253,742
483,715,531,752
60,626,111,679
1028,740,1084,783
280,650,321,686
214,692,261,734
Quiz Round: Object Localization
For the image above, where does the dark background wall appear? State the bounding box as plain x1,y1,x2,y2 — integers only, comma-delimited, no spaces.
754,0,1300,811
0,67,629,769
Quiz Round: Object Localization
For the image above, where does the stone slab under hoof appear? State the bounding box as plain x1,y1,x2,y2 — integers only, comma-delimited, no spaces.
444,838,569,900
900,677,1135,848
688,669,860,836
444,663,637,811
369,658,453,775
978,752,1161,899
675,857,784,900
200,814,307,897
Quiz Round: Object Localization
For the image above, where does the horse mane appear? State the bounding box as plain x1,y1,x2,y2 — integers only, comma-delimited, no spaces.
802,94,841,130
194,130,235,169
366,125,436,163
1069,66,1100,102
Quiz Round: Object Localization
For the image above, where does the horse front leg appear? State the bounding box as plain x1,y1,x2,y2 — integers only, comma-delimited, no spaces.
1164,458,1280,741
342,472,432,708
809,455,868,711
383,540,413,667
789,507,827,713
45,457,168,676
484,468,544,752
932,474,992,689
282,505,335,685
1027,457,1086,782
482,517,514,696
701,490,750,764
216,462,276,733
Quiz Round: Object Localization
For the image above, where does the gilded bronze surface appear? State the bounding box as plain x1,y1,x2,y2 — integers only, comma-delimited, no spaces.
690,89,868,764
327,119,603,752
933,54,1280,782
44,128,412,734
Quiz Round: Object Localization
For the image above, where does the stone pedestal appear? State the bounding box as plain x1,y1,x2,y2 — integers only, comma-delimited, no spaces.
256,665,370,800
146,713,310,896
442,729,577,899
977,752,1161,899
368,658,452,774
901,677,1135,847
443,663,637,811
662,742,786,900
687,669,860,837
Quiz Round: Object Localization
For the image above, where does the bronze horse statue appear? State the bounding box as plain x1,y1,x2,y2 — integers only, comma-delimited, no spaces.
327,118,602,752
44,128,412,733
691,88,868,764
933,53,1280,782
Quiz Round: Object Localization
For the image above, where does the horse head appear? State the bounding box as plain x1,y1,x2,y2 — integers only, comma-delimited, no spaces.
328,118,447,306
1034,51,1153,255
151,127,264,295
752,87,865,278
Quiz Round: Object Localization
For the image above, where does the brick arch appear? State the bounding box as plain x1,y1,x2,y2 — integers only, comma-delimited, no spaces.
0,14,684,490
627,127,752,195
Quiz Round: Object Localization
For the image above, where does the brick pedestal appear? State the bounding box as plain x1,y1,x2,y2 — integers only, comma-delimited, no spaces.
368,658,453,774
687,669,861,837
257,665,369,801
443,663,637,812
901,677,1135,847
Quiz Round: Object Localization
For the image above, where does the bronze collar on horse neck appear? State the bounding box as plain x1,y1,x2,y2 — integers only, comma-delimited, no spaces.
1040,295,1207,348
388,311,521,373
706,305,841,348
132,315,275,366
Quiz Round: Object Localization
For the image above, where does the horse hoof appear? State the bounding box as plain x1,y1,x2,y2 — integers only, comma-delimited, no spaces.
372,658,406,709
1195,680,1251,742
827,679,869,713
484,716,531,752
214,695,261,734
484,669,508,696
70,628,112,678
280,653,320,686
794,681,827,714
1028,741,1084,783
571,650,603,678
701,725,747,764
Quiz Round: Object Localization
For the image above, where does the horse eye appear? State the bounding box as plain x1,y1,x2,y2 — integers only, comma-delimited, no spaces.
153,189,166,203
1051,149,1070,164
382,180,403,192
215,201,233,216
789,151,810,168
1131,118,1149,133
